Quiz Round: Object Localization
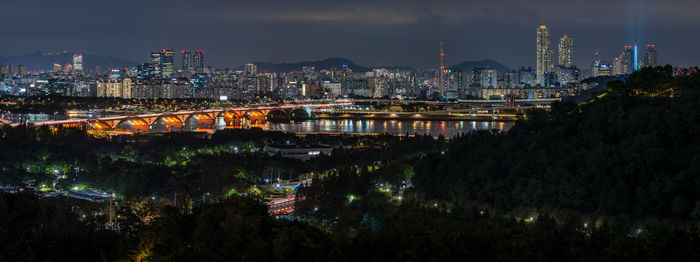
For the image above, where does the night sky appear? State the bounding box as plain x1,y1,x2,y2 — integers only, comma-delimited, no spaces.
1,0,698,69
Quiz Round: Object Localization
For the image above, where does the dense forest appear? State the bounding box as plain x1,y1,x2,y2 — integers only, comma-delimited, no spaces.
414,66,700,219
2,66,700,260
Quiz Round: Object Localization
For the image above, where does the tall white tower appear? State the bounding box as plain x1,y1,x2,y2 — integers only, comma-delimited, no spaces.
536,25,553,86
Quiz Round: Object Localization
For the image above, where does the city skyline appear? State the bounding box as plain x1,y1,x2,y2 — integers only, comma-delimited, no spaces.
0,0,698,69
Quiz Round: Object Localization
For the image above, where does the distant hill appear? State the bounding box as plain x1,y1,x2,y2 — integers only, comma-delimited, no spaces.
237,58,371,73
0,52,137,72
450,59,511,73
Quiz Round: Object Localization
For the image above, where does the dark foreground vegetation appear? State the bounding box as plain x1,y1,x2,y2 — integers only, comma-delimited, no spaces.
1,66,700,261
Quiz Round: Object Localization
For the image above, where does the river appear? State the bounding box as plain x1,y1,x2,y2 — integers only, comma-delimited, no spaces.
1,111,514,138
262,119,513,138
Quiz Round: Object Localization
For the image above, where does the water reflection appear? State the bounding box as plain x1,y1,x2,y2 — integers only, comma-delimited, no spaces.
262,119,514,138
0,110,106,124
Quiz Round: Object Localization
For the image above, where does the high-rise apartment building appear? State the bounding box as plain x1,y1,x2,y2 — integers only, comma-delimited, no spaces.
0,65,12,76
193,50,205,73
182,50,192,73
644,44,657,67
623,46,634,74
501,71,519,88
149,51,162,77
446,68,466,99
161,49,175,78
518,67,537,86
72,54,83,72
591,50,600,77
558,35,573,67
536,25,554,86
17,65,26,76
245,63,257,75
471,68,497,88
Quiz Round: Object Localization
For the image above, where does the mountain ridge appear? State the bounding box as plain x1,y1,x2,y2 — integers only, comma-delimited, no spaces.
234,58,513,73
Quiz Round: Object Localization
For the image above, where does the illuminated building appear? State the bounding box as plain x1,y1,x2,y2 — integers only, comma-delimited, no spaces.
556,66,580,86
181,50,192,73
471,68,497,88
17,65,26,76
0,65,11,76
264,144,333,161
612,55,624,76
644,44,657,67
149,51,161,77
161,49,174,78
191,73,208,89
193,50,205,73
501,71,518,88
558,35,573,67
96,78,133,98
536,24,554,86
618,46,634,75
597,63,611,76
322,81,342,97
518,67,536,87
245,63,257,75
445,68,465,99
591,50,600,77
53,63,63,72
72,54,83,72
64,63,73,73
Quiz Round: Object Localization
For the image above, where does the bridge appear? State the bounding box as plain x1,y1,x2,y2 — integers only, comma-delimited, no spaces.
13,98,559,132
27,103,346,133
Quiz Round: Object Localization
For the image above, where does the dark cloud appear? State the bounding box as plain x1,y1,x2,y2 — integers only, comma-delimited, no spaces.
0,0,698,68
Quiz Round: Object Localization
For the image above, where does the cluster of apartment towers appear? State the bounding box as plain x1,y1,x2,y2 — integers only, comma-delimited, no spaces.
536,24,657,86
140,49,206,79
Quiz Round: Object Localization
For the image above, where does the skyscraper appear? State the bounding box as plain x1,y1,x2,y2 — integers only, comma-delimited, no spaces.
591,50,600,77
193,50,205,73
624,46,634,74
182,50,192,73
72,54,83,72
439,41,446,95
161,49,175,78
149,51,161,78
645,44,657,67
558,35,573,67
536,25,554,86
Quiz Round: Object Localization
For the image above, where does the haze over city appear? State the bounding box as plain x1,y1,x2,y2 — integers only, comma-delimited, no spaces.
1,0,699,68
